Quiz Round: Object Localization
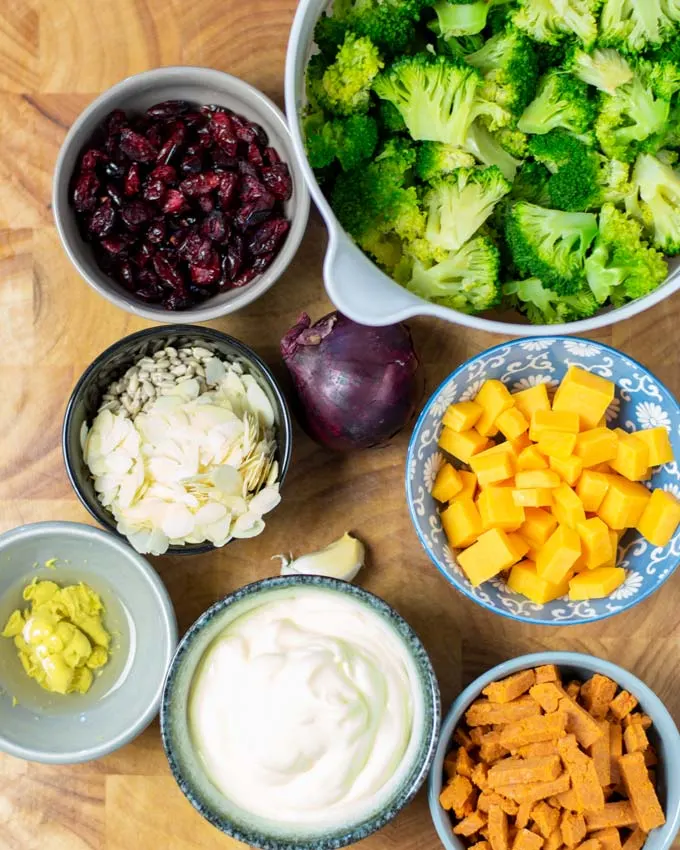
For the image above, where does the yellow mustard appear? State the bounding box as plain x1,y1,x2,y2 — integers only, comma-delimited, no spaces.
1,579,111,695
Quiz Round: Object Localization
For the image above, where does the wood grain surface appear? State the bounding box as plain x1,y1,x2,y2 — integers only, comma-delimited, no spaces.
1,0,680,848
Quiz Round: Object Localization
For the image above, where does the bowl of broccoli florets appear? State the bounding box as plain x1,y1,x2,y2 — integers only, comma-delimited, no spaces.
284,0,680,334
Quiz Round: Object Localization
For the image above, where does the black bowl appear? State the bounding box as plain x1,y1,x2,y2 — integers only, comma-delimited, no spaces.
62,325,293,555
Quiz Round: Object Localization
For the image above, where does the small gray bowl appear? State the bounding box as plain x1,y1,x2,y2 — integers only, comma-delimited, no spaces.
62,324,293,556
53,66,310,323
429,652,680,850
161,575,441,850
0,522,177,764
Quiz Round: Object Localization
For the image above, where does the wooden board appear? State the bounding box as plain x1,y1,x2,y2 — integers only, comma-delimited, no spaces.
1,0,680,847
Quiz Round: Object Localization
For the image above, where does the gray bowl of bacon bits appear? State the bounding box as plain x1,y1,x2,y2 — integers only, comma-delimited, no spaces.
53,66,309,323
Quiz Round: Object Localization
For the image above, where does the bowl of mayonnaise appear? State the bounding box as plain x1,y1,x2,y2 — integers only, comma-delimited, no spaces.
160,575,440,849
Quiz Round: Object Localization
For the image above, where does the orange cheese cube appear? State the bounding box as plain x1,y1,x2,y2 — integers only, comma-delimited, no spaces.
530,410,580,441
515,470,561,489
442,499,484,548
549,454,583,487
513,383,551,421
538,431,577,460
637,489,680,547
478,441,519,459
618,753,666,832
576,518,614,569
440,426,489,463
576,470,610,512
497,407,530,441
513,488,554,508
511,433,534,454
633,426,674,467
520,508,558,547
508,532,531,561
536,525,582,584
507,560,571,604
518,445,549,471
602,530,619,568
479,487,526,531
553,366,616,430
597,477,651,530
611,430,650,482
470,451,516,488
458,528,523,586
574,428,619,468
432,463,464,502
552,483,587,529
443,400,484,432
451,470,478,504
568,567,625,600
476,380,515,437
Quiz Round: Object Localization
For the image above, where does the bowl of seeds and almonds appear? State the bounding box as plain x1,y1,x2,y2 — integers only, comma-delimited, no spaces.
62,325,292,556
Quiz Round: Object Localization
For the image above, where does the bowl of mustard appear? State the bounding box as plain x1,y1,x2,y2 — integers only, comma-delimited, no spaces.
0,521,177,764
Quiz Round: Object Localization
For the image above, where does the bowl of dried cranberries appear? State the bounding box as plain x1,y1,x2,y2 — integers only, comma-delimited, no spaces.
53,66,310,322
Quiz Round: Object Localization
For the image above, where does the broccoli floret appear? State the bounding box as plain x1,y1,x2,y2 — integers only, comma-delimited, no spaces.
305,53,329,111
657,149,680,166
305,113,379,171
644,57,680,100
567,47,634,94
584,203,668,304
535,39,573,74
511,160,552,205
518,71,597,136
316,31,384,116
527,128,591,172
415,142,476,182
505,202,598,292
423,166,512,252
631,153,680,254
430,0,514,38
465,26,539,117
464,120,522,179
504,277,600,323
373,53,511,149
439,33,485,61
335,0,431,54
407,235,501,313
600,0,680,54
512,0,600,48
377,100,407,134
313,14,350,60
495,127,529,158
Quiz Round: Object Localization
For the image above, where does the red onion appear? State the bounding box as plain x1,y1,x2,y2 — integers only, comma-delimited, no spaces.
280,312,423,451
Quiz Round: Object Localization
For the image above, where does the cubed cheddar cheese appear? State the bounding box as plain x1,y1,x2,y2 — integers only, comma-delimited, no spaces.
529,410,580,441
512,488,554,508
569,567,625,601
574,428,619,468
520,508,558,547
475,380,515,437
470,451,515,488
451,470,478,504
478,488,526,532
443,499,484,548
511,433,533,454
637,489,680,547
458,528,522,586
512,383,551,422
633,427,674,467
549,454,583,487
515,469,561,489
576,517,614,569
602,529,619,568
611,429,650,482
536,524,582,584
597,477,651,530
576,470,610,512
497,408,530,441
440,426,489,464
443,401,484,432
508,532,531,561
552,366,616,430
517,445,549,471
432,463,464,502
479,441,518,459
507,560,571,604
552,483,586,529
538,431,577,460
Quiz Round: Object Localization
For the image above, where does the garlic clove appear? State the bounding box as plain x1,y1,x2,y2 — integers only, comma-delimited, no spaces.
276,533,365,582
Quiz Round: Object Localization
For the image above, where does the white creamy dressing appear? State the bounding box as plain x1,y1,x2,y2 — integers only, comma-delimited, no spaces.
188,588,423,828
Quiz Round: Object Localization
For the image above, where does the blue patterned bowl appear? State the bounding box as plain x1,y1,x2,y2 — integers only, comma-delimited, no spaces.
406,337,680,625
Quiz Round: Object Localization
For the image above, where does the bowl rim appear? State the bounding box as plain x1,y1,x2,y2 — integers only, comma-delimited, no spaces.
428,652,680,850
0,520,178,764
61,324,293,556
53,64,310,324
405,334,680,626
160,574,441,850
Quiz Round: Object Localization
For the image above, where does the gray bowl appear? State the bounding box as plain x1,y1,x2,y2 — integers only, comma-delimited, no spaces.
0,522,177,764
161,575,441,850
62,324,293,556
53,66,310,323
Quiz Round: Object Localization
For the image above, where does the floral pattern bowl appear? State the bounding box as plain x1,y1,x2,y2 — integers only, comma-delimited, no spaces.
406,337,680,625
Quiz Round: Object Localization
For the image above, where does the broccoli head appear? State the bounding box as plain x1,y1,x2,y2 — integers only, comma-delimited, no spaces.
584,203,668,305
503,277,600,324
316,31,384,116
505,201,598,292
334,0,431,54
423,166,512,252
313,14,350,61
305,112,379,172
431,0,514,39
511,0,600,48
518,71,597,136
415,142,476,182
377,100,407,134
407,235,501,313
439,33,485,61
632,153,680,255
464,120,522,180
600,0,680,54
511,160,552,205
567,47,634,95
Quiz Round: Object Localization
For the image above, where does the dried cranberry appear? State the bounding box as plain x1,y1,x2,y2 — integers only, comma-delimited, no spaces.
146,100,190,120
223,234,244,280
133,241,155,268
121,201,152,229
163,291,192,310
183,111,208,130
72,172,100,212
180,230,203,261
232,268,258,287
153,253,184,290
156,120,186,164
247,142,264,167
124,163,141,196
239,174,273,205
162,189,188,214
180,154,202,174
252,252,275,273
180,172,220,196
106,183,124,207
135,269,165,302
81,149,108,170
146,220,166,244
196,239,216,266
261,164,292,201
145,124,163,151
217,172,239,208
116,259,136,290
89,199,116,237
211,149,238,171
143,179,164,202
247,218,289,256
231,114,268,147
197,125,214,149
197,194,215,213
105,109,127,136
105,161,125,179
234,199,273,231
119,128,158,162
100,236,128,254
209,112,238,156
190,263,221,285
200,211,228,243
264,146,281,165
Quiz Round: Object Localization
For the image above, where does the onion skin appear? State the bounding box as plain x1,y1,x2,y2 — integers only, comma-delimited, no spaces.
280,312,424,451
